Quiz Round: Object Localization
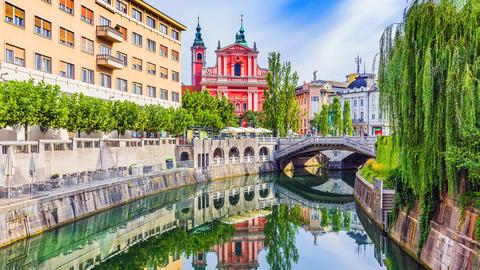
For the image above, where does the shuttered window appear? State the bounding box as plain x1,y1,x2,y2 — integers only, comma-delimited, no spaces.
117,25,127,40
132,57,142,71
147,62,156,75
172,50,179,62
60,27,75,47
159,67,168,79
5,44,25,66
5,3,25,27
80,6,93,24
34,17,51,38
59,0,74,15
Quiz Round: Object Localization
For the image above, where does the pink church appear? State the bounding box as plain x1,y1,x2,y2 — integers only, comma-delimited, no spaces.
183,17,269,116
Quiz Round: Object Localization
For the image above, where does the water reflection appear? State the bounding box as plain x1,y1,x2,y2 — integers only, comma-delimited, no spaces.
0,169,424,270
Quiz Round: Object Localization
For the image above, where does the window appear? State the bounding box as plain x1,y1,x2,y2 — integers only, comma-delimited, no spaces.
34,17,51,38
146,16,156,29
59,0,74,15
160,67,168,79
59,27,75,47
160,89,168,100
311,96,319,102
117,25,127,40
171,30,179,41
116,1,127,14
34,53,51,73
81,37,94,54
99,44,111,55
59,61,75,79
160,45,168,57
81,6,93,24
5,44,25,66
132,32,142,46
99,16,111,26
132,57,142,71
132,82,142,95
197,53,203,61
242,103,247,112
234,63,241,76
132,8,142,22
99,0,111,4
100,73,111,88
147,62,156,75
360,99,364,106
147,39,156,52
117,52,127,66
372,114,375,120
82,68,94,84
360,111,364,119
160,24,168,35
5,3,25,27
147,86,156,98
172,50,179,62
172,92,180,103
171,71,179,82
353,99,357,107
117,78,127,92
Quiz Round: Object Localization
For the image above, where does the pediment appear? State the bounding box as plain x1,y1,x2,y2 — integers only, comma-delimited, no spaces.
218,43,255,53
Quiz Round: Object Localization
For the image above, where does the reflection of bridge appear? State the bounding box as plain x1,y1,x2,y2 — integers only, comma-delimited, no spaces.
275,137,376,170
275,185,356,211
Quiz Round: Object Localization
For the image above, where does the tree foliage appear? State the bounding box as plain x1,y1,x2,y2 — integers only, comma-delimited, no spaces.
379,0,480,249
263,52,301,136
342,100,353,136
311,100,352,136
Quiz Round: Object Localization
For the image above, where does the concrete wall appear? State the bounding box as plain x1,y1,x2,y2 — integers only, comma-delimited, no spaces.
355,173,480,270
0,138,177,186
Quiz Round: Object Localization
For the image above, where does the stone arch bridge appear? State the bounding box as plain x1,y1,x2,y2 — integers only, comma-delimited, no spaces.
275,137,376,170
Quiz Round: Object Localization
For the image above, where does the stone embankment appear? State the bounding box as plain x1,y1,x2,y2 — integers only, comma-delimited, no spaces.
0,161,277,248
354,174,480,270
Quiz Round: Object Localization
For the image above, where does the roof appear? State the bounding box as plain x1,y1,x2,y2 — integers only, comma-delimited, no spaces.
135,0,187,31
348,75,368,89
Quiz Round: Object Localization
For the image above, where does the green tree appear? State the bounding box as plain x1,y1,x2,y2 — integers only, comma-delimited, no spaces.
242,110,260,127
112,100,139,137
312,104,330,136
342,100,353,136
330,97,342,136
182,90,235,130
263,52,301,136
169,108,194,136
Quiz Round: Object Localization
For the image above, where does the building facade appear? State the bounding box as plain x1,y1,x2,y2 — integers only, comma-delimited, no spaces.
328,74,389,136
295,79,336,134
184,18,268,116
0,0,185,107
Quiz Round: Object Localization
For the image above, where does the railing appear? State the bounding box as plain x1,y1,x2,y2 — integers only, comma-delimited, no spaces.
96,54,124,65
96,25,123,39
258,155,269,162
275,136,376,160
228,157,240,164
244,156,254,163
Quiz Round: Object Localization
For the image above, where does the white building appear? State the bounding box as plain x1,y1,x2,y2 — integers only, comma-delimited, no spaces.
328,74,389,136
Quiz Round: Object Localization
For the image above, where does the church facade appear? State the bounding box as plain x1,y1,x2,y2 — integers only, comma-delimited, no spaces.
184,18,269,116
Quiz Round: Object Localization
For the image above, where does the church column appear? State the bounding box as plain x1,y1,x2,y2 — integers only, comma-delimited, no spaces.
247,56,251,76
254,92,258,111
253,56,257,76
223,54,227,76
247,92,252,110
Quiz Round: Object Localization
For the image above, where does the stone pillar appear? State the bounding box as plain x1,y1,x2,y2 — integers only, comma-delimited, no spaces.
254,92,258,111
247,92,252,110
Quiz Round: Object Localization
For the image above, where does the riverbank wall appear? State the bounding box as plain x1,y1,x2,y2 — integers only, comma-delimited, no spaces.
0,161,278,248
354,174,480,270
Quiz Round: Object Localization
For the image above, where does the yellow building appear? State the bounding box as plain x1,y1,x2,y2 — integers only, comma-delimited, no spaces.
0,0,186,107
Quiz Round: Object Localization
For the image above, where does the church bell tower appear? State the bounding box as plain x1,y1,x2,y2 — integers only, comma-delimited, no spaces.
191,17,206,88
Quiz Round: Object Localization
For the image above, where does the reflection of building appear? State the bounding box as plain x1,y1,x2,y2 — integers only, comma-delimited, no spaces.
213,216,266,269
183,17,268,116
300,206,324,245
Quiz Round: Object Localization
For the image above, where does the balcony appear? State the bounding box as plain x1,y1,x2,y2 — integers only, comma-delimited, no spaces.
96,54,123,69
96,25,123,43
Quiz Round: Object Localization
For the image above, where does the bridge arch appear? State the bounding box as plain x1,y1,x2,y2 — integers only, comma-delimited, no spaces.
229,147,240,158
213,147,224,158
229,194,240,205
244,190,255,201
259,147,269,157
259,188,270,198
180,152,190,161
244,147,255,157
213,197,224,209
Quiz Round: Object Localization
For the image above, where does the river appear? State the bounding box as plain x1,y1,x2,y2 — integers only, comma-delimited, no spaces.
0,168,425,270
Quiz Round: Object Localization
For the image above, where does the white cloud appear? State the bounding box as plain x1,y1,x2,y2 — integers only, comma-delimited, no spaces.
152,0,405,84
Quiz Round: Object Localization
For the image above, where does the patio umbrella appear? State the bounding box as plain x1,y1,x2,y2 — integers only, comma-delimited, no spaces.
4,147,16,198
29,153,36,196
256,127,273,134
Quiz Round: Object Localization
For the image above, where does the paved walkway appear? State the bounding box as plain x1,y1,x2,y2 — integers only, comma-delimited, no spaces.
0,168,187,208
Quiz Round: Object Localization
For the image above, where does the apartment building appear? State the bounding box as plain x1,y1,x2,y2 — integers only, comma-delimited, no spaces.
0,0,186,107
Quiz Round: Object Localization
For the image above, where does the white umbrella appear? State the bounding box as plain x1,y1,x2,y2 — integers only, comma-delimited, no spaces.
29,153,36,196
219,127,243,134
4,147,16,198
256,127,273,134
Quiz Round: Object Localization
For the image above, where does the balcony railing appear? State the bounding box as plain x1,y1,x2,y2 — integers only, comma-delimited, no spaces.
96,25,123,43
96,54,124,69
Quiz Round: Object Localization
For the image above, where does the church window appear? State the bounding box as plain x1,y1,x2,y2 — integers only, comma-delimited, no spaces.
234,63,241,76
197,53,202,61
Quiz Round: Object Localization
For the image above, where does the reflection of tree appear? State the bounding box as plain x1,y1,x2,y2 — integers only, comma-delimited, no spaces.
95,221,234,270
331,209,342,233
264,204,302,270
343,211,351,231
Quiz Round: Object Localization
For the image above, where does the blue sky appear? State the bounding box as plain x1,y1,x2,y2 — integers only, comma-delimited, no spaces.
152,0,406,84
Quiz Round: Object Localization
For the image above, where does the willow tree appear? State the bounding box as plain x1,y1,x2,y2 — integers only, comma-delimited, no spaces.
379,0,480,248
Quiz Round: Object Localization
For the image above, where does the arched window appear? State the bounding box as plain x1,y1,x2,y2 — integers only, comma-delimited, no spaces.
196,53,203,61
234,63,241,76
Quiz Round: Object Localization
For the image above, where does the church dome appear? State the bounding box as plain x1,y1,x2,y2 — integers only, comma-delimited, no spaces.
348,75,368,89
